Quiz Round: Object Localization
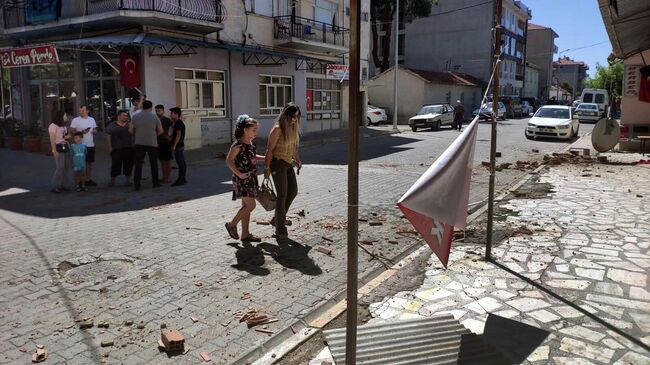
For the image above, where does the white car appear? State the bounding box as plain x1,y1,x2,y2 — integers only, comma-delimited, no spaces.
473,102,506,121
408,104,455,132
525,105,579,140
367,105,387,126
574,102,602,123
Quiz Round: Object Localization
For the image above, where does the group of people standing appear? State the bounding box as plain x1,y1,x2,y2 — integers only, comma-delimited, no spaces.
48,96,186,193
225,103,302,242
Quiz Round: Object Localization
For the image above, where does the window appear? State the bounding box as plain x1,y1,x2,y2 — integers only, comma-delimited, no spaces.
174,68,226,117
314,0,337,24
306,77,341,120
259,75,293,115
245,0,287,16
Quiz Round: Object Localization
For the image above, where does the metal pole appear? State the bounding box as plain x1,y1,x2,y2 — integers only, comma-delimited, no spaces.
392,0,399,130
486,0,502,260
345,0,361,363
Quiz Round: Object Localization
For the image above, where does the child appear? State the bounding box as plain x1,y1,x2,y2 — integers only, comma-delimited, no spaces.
225,115,266,242
71,132,88,192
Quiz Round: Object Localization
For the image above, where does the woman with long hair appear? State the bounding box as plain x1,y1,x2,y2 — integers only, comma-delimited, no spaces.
264,103,302,240
48,110,71,193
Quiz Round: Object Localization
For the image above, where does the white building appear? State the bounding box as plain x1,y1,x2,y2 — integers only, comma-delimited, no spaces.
1,0,370,148
524,62,540,98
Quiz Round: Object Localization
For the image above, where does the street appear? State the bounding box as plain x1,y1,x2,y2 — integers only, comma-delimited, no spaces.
0,117,595,364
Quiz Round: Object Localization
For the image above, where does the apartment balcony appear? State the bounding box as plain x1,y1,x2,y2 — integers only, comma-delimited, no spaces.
273,16,349,56
2,0,223,39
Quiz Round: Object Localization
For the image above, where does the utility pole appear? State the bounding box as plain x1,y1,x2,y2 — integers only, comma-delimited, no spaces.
345,0,361,363
486,0,502,260
392,0,399,130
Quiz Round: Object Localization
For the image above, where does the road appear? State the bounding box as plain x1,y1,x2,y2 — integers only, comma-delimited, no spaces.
0,117,594,364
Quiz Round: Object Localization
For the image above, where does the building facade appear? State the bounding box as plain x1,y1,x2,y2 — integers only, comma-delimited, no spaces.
553,57,589,99
1,0,370,148
523,62,540,98
400,0,530,97
526,23,558,102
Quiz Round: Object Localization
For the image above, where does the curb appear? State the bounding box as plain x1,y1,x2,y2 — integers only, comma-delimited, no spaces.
232,131,593,365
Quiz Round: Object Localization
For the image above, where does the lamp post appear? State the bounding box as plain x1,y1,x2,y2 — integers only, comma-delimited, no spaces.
392,0,399,130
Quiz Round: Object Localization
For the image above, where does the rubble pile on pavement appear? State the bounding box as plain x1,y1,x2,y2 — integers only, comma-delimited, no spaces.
31,345,47,363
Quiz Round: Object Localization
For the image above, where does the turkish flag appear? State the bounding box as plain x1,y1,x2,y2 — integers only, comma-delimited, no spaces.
397,116,480,268
120,52,140,88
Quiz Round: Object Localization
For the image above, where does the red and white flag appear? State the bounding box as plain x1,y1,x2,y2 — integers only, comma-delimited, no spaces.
397,116,480,267
120,52,140,88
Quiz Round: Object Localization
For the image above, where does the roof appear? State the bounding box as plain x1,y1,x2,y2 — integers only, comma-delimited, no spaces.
373,66,485,88
598,0,650,58
527,23,559,37
526,62,541,69
554,57,589,69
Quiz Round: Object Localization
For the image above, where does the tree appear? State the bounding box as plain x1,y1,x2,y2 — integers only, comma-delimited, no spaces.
370,0,437,73
585,62,623,98
560,81,573,97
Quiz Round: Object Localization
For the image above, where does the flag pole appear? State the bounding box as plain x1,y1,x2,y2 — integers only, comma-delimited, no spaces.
346,0,361,363
486,0,502,260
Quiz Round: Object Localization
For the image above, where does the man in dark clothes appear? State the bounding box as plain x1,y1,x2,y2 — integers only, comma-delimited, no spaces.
170,107,187,187
453,100,465,131
106,110,134,186
155,104,173,183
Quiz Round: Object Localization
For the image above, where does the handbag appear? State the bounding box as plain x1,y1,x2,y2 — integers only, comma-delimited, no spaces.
257,178,277,211
55,142,69,153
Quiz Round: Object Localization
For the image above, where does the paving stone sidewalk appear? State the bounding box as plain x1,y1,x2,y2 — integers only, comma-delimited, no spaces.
359,159,650,364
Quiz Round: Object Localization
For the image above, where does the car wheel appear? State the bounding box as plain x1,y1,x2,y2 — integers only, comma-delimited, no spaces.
432,120,441,131
411,126,417,132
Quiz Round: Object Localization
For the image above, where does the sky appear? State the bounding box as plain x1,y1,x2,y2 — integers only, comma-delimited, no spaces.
524,0,612,78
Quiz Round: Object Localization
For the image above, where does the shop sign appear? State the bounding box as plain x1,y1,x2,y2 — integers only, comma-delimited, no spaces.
0,45,59,68
326,64,349,80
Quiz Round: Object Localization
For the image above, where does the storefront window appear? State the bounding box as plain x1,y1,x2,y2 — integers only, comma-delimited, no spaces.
84,62,101,78
306,77,341,120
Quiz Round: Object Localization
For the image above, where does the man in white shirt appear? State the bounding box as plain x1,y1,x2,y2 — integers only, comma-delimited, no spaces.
70,105,98,186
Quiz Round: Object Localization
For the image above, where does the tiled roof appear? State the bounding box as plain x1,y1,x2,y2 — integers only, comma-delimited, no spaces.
527,23,548,30
405,67,485,87
554,57,588,68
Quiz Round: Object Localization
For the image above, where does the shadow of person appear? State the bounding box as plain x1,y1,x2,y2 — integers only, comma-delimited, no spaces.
259,239,322,276
227,242,270,276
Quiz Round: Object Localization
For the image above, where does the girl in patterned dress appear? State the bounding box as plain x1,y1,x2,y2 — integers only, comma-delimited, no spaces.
225,115,265,242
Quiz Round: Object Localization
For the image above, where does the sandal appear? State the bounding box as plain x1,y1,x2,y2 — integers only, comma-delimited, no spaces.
241,235,262,243
225,223,239,240
270,218,293,227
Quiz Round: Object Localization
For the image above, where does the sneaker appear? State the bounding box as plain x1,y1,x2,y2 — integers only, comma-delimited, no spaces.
82,187,89,192
75,187,82,192
85,180,98,186
171,179,186,187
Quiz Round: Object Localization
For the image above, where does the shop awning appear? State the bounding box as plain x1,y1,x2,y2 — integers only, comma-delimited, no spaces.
52,33,316,62
598,0,650,59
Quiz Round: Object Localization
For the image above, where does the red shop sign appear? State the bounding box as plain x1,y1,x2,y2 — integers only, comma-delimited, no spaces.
0,45,60,68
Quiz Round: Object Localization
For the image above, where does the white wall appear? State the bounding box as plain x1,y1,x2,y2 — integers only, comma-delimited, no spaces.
622,49,650,127
368,69,425,122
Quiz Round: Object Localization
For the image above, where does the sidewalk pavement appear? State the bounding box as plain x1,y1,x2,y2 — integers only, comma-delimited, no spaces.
312,153,650,364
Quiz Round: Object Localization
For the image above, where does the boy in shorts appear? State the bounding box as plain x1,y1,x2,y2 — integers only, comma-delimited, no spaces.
71,132,88,192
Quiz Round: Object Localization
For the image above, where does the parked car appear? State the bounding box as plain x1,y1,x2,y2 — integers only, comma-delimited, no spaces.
572,99,582,108
408,104,455,132
521,101,534,116
366,105,388,126
574,102,602,123
473,102,506,121
525,105,579,140
580,88,609,117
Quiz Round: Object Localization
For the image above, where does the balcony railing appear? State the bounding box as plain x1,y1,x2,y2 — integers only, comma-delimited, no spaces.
3,0,223,29
274,15,349,48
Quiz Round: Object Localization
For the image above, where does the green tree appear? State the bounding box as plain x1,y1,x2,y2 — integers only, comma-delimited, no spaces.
370,0,437,73
560,81,573,97
585,62,623,98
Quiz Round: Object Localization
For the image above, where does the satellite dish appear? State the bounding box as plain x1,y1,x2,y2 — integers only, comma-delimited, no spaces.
592,117,620,152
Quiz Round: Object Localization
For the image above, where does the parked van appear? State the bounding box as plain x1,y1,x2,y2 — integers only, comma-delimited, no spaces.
580,89,609,117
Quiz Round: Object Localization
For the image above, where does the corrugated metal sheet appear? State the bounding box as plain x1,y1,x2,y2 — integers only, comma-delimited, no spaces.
323,314,512,365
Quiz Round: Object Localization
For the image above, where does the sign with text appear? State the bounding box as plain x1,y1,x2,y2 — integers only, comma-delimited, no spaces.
326,64,349,80
0,45,60,68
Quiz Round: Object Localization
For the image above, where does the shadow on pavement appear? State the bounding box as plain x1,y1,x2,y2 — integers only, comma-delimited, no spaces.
258,239,322,276
481,314,549,363
228,241,270,276
493,260,650,352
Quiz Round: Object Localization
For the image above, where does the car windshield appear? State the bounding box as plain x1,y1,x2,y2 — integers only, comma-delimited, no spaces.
418,106,442,115
577,104,597,110
368,105,378,109
535,107,570,119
